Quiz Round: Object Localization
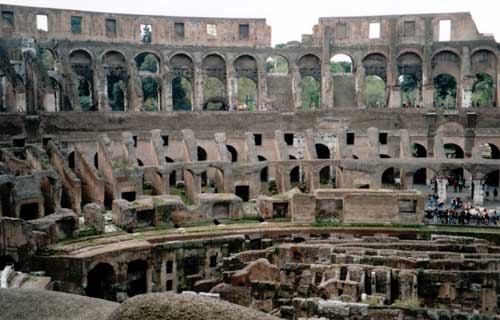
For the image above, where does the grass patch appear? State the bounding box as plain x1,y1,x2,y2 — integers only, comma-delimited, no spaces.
170,187,193,205
391,298,422,309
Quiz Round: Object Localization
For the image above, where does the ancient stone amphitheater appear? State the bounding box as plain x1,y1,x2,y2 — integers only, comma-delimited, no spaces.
1,4,500,320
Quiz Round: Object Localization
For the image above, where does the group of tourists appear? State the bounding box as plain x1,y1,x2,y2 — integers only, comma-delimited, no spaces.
425,194,500,225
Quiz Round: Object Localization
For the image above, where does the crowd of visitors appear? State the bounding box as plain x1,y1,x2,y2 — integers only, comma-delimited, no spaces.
425,194,500,225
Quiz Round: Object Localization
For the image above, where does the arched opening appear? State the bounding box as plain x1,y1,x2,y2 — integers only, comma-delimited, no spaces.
172,77,192,111
165,157,176,187
226,145,238,162
127,260,148,297
290,166,300,187
301,76,320,109
45,77,61,112
484,170,500,189
94,153,99,169
397,52,422,107
364,75,386,108
480,143,500,159
237,77,257,111
203,54,227,110
472,73,494,108
471,50,497,107
381,167,400,188
298,54,321,109
258,155,268,183
135,53,159,73
444,143,464,159
37,48,55,71
103,51,128,111
68,151,75,169
107,74,126,111
434,74,457,109
330,54,353,74
432,51,460,109
319,166,335,188
197,146,207,161
265,55,289,75
69,50,94,111
170,54,194,111
85,263,115,301
315,143,330,159
234,55,258,111
0,255,16,270
203,78,227,110
380,154,391,159
411,143,427,158
413,168,427,185
289,155,297,160
141,77,161,111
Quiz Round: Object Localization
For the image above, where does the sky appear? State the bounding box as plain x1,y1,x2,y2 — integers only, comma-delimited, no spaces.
3,0,500,44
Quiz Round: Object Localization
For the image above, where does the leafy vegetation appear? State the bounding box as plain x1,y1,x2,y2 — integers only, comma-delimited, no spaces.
265,56,289,74
364,75,385,108
472,73,494,107
433,74,456,108
330,61,352,74
301,76,320,108
142,77,159,111
172,77,192,111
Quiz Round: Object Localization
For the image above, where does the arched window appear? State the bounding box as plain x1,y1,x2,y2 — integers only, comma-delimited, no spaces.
330,54,353,74
265,55,289,75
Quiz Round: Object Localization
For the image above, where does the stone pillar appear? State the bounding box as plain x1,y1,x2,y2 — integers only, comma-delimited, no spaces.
257,58,267,110
437,178,447,201
291,63,302,110
356,66,366,107
389,87,401,108
321,26,333,109
366,127,380,160
194,62,204,111
162,75,172,112
422,47,434,108
227,62,238,110
473,179,484,206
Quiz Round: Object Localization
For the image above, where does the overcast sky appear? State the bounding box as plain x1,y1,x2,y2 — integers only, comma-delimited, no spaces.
3,0,499,44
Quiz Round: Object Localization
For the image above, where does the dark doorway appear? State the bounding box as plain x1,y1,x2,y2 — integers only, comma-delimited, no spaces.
122,192,136,202
85,263,115,301
127,260,148,297
19,203,39,220
413,168,427,185
235,185,249,202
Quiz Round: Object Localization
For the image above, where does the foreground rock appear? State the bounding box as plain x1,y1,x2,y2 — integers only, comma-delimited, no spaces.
108,292,281,320
0,288,118,320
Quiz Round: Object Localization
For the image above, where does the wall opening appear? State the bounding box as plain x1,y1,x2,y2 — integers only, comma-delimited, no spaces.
235,185,249,202
439,20,451,42
434,74,457,108
36,14,48,32
85,263,115,301
19,203,38,220
172,77,192,111
140,24,152,43
127,260,148,297
122,192,136,202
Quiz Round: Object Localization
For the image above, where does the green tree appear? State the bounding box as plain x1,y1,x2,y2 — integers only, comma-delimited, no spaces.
364,75,385,108
141,25,152,43
139,54,158,73
472,74,494,107
330,61,352,74
301,76,320,108
172,77,192,111
434,74,456,108
142,77,158,111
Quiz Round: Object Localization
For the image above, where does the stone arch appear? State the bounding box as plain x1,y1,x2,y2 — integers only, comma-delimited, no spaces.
319,165,335,188
127,259,148,297
433,74,457,108
298,54,321,109
265,55,289,75
226,145,238,162
234,55,258,111
330,53,354,74
85,262,116,301
472,73,494,107
364,75,386,108
362,53,388,81
471,49,497,78
479,143,500,160
171,53,194,111
135,52,161,73
432,50,461,80
103,51,128,112
397,52,423,107
69,49,95,111
202,54,228,111
484,169,500,188
381,167,401,188
197,146,208,161
413,167,437,186
444,143,464,159
315,143,330,159
411,143,427,158
290,166,301,187
37,47,56,71
44,77,61,112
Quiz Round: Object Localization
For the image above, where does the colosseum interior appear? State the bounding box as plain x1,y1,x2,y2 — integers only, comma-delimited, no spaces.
1,4,500,320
